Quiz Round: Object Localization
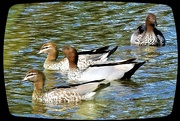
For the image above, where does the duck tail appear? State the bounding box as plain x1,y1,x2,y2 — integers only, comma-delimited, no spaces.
82,92,97,100
92,80,110,94
82,80,110,101
96,80,110,90
107,46,118,58
121,61,146,80
98,46,118,61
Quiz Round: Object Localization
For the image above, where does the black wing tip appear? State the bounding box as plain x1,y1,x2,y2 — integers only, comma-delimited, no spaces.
78,46,110,54
121,60,146,80
95,45,110,52
89,58,139,67
95,81,110,92
51,79,106,89
77,45,118,55
107,45,118,57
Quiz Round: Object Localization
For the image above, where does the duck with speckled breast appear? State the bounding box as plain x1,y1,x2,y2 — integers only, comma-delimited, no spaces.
21,69,110,104
130,13,165,46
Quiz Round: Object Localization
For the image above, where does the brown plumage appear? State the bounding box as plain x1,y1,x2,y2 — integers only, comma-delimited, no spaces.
38,42,118,71
21,69,110,104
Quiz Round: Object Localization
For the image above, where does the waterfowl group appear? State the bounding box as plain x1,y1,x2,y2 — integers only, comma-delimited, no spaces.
130,13,165,46
38,42,118,71
20,13,166,104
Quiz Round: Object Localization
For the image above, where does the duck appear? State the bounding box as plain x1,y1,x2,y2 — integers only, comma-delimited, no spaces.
61,45,146,84
38,42,118,71
21,69,110,104
130,13,165,46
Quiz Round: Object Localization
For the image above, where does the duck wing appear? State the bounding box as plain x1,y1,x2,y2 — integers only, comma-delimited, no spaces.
78,45,110,54
78,46,118,61
154,28,166,46
77,59,145,82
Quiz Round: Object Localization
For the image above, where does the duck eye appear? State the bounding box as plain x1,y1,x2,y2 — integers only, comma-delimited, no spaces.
65,47,70,50
27,73,35,77
43,46,49,50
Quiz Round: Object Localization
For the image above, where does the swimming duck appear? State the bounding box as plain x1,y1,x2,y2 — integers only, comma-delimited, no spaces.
38,42,118,71
21,69,110,104
62,45,146,84
130,13,165,46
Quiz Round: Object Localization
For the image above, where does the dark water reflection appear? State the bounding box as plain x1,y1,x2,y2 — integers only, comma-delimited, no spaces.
4,1,177,120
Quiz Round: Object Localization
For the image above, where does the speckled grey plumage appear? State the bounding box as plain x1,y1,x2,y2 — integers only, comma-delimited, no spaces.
21,69,110,104
130,13,165,46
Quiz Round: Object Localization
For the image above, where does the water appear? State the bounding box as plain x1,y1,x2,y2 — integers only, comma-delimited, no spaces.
4,1,177,120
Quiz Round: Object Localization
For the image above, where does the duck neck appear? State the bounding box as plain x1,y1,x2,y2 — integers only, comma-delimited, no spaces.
68,53,78,70
146,23,155,32
145,18,156,33
46,49,58,62
32,76,45,99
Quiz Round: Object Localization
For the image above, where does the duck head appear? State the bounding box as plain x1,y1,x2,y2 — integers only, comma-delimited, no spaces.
146,13,157,27
62,45,78,69
38,42,58,61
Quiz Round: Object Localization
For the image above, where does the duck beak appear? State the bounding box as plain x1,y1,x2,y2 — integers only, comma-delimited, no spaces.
37,50,43,54
20,76,28,84
21,76,28,82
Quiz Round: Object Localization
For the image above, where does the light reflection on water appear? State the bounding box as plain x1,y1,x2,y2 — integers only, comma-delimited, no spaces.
4,1,177,120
